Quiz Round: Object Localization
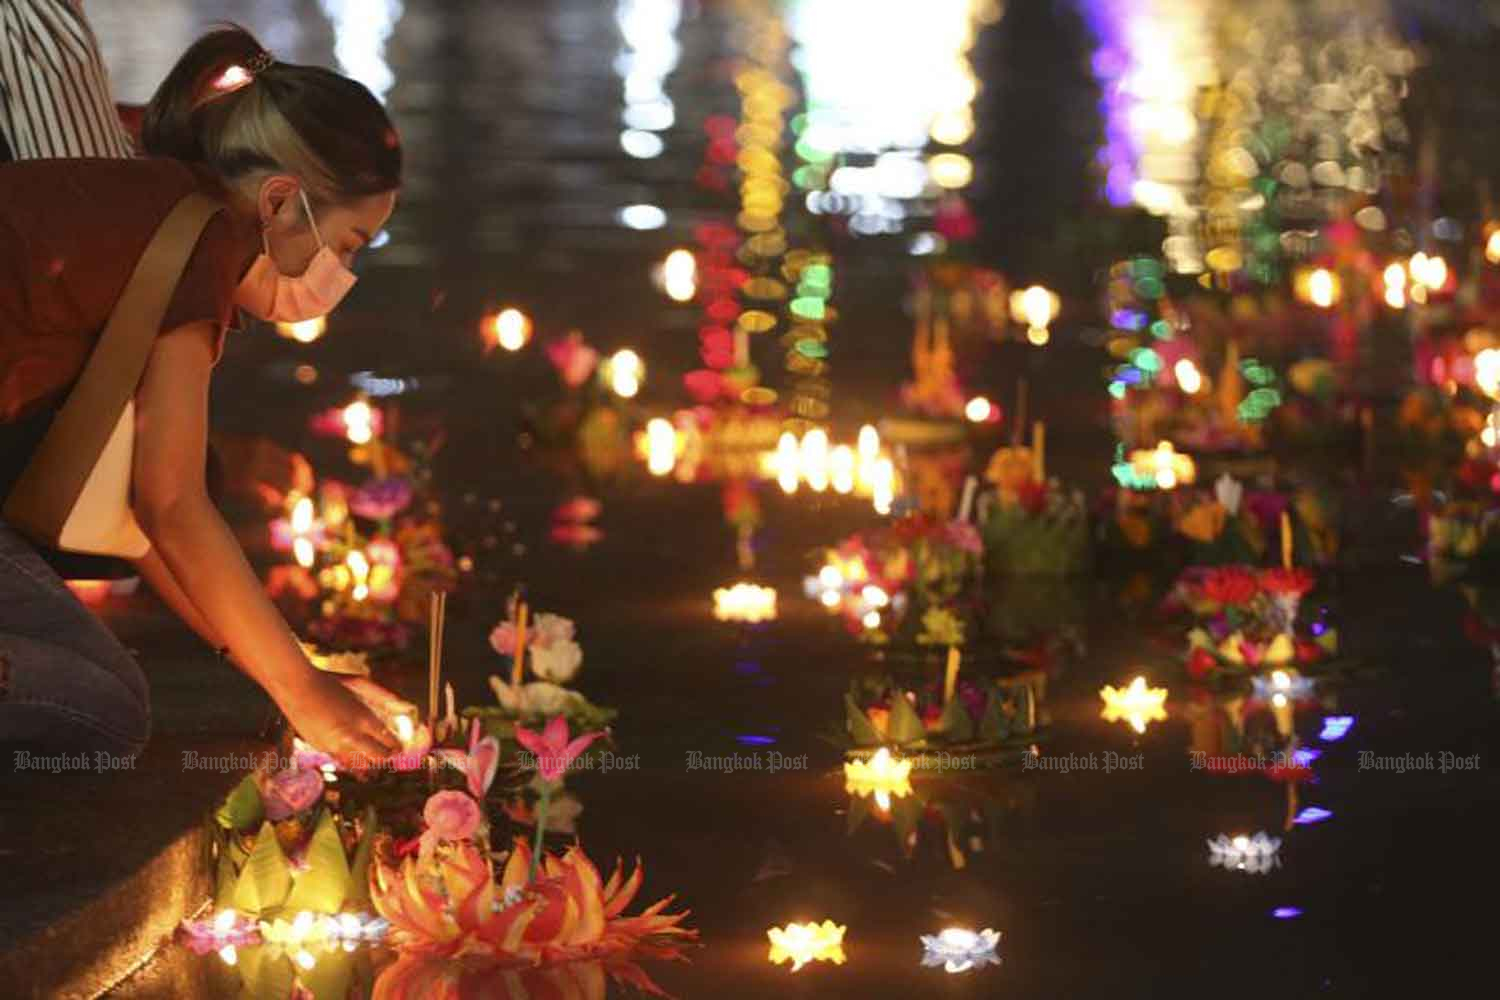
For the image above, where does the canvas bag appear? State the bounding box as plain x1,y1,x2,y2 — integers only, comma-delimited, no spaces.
3,193,222,557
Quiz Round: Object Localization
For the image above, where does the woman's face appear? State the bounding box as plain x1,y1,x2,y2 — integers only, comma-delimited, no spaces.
259,177,397,274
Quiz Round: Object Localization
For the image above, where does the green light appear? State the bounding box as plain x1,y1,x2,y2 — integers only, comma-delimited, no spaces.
1149,319,1173,340
800,263,833,292
1108,380,1127,400
1130,348,1162,374
1130,257,1165,281
794,137,835,163
790,297,826,321
1134,276,1164,300
794,339,828,359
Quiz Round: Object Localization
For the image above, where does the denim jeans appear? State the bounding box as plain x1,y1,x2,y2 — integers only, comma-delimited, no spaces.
0,520,150,757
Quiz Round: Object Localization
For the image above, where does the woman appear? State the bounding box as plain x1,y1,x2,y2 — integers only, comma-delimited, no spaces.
0,25,405,762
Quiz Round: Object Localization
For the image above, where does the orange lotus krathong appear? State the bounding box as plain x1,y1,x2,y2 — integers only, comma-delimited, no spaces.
370,836,696,962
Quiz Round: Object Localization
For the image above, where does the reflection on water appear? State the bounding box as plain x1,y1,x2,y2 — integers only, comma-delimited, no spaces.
318,0,403,103
61,1,1500,996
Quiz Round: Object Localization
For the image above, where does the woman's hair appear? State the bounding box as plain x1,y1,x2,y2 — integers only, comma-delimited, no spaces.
142,24,401,203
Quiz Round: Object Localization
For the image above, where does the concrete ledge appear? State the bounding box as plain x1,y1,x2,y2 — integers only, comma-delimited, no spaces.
0,819,213,999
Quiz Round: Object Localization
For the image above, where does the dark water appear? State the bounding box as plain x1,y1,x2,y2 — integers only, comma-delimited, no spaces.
81,1,1500,996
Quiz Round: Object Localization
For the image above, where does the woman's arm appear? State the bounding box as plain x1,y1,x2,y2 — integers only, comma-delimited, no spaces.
132,546,223,648
132,323,398,761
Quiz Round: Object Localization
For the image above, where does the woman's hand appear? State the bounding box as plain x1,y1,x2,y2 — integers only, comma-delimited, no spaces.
278,669,400,767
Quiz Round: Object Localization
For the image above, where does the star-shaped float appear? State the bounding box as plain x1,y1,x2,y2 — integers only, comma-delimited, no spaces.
1099,676,1168,734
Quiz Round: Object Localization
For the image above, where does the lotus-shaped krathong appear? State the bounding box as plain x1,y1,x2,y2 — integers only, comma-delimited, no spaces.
371,837,695,961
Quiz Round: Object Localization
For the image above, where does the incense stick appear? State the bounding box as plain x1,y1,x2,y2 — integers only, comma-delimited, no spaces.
428,591,446,726
943,646,962,705
510,601,529,688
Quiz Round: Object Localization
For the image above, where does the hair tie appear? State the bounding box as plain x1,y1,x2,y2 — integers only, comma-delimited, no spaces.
247,50,275,76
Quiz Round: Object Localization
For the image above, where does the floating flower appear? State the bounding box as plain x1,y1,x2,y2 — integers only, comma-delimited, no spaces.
350,477,414,520
1099,676,1168,734
515,716,602,783
919,927,1001,974
1206,832,1282,874
767,920,846,972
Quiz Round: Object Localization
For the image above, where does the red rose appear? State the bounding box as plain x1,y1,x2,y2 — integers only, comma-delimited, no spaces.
1202,567,1260,607
1260,568,1315,597
1187,647,1217,680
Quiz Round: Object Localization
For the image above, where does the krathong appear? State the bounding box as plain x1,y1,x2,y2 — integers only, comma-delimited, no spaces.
1178,566,1339,680
713,582,777,623
1099,676,1168,734
1206,832,1282,874
371,837,695,960
767,920,846,972
919,926,1001,973
843,672,1038,762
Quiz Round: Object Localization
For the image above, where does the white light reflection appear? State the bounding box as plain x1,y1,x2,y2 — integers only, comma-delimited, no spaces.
317,0,403,103
617,204,668,230
787,0,996,229
616,0,682,157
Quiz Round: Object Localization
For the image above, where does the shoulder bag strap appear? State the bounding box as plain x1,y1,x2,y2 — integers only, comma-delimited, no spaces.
4,192,223,526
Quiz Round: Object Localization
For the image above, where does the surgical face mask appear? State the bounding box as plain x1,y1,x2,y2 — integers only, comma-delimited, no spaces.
234,188,357,322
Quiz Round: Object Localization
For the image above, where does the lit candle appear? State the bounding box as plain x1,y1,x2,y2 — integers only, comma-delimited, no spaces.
1280,511,1293,570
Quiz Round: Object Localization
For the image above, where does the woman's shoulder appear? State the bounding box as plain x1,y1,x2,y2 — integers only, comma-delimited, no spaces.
0,156,223,214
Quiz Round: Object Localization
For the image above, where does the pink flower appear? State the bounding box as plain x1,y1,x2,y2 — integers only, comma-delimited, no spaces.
435,718,502,800
489,621,518,657
545,332,600,388
514,715,602,783
349,477,413,520
422,790,481,841
262,768,324,820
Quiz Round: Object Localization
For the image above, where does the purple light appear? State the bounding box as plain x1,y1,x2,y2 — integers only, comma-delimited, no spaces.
1272,907,1302,919
736,734,775,746
1293,748,1321,766
733,661,762,675
1319,716,1354,742
1310,622,1326,636
1293,807,1333,825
